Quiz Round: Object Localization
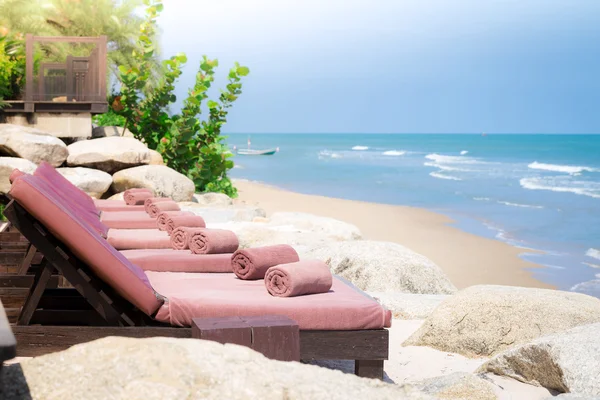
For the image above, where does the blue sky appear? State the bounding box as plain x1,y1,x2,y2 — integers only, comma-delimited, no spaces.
158,0,600,134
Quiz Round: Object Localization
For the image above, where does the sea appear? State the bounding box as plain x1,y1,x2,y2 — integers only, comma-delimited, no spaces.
227,134,600,297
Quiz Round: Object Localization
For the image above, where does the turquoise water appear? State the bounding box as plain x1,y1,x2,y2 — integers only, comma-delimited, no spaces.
227,134,600,296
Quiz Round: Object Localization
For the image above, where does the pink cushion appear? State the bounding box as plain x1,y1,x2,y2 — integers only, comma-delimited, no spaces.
121,249,233,273
34,162,96,212
148,272,392,330
9,169,25,183
94,200,145,212
107,229,171,250
100,211,158,229
9,175,163,316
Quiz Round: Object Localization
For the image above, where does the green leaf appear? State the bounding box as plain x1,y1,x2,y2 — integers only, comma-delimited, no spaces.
118,65,129,75
207,100,219,109
236,66,250,76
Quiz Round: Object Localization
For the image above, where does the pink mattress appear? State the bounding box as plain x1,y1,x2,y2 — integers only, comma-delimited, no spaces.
95,199,145,212
121,249,233,273
100,211,158,229
107,229,171,250
148,272,392,330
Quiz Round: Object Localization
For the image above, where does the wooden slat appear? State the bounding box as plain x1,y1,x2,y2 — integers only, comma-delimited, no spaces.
355,360,385,380
13,326,389,362
299,330,389,360
32,36,102,43
17,260,53,325
0,252,25,266
0,275,59,288
0,233,25,242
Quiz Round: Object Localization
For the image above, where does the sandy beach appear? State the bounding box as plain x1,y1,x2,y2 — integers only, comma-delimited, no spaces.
234,179,553,290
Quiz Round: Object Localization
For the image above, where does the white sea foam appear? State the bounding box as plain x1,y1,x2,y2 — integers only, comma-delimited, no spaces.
460,150,469,155
528,161,598,175
352,146,369,151
425,153,482,165
318,150,343,159
429,172,462,181
382,150,406,156
473,197,491,201
424,162,470,172
586,248,600,261
519,177,600,199
497,201,544,209
571,279,600,297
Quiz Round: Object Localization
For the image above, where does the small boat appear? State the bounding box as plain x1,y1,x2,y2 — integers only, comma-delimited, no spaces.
236,148,278,156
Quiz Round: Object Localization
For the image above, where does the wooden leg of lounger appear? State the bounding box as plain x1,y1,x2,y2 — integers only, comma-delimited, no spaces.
17,244,37,275
17,259,52,326
354,359,384,380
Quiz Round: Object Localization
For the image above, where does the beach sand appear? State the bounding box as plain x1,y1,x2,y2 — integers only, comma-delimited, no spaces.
234,179,553,290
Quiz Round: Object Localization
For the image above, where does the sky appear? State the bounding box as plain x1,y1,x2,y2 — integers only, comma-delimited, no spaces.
158,0,600,134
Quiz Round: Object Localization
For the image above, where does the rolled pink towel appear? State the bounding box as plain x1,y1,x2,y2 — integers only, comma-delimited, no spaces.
265,260,333,297
166,214,206,235
124,188,153,196
144,197,172,213
170,226,193,250
9,169,26,184
124,191,153,206
147,201,180,218
189,229,239,255
232,244,300,280
156,211,194,231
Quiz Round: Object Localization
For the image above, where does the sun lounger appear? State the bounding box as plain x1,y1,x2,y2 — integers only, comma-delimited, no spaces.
0,300,17,368
6,175,390,379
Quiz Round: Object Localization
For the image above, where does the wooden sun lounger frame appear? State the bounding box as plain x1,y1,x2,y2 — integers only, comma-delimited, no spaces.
4,200,389,379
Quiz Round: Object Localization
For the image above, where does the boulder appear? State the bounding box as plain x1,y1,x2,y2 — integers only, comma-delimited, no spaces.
57,167,113,199
0,157,37,193
404,285,600,358
304,241,457,294
92,126,134,138
178,203,266,223
268,212,362,241
148,149,165,166
367,292,449,320
0,337,432,400
66,137,152,173
0,124,68,166
108,192,124,201
479,323,600,396
192,192,233,207
414,373,498,400
112,165,195,202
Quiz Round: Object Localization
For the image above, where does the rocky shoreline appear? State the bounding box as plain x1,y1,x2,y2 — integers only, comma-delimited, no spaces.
1,123,599,399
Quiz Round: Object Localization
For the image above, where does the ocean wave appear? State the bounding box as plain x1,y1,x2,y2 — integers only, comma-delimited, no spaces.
425,153,482,165
382,150,406,156
519,177,600,199
318,150,343,159
571,279,600,298
473,197,491,201
586,248,600,261
497,201,544,209
429,172,462,181
352,146,369,151
424,162,471,172
460,150,469,155
528,161,598,175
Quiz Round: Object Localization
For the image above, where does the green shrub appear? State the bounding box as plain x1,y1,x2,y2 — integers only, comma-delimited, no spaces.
0,32,26,107
116,0,248,197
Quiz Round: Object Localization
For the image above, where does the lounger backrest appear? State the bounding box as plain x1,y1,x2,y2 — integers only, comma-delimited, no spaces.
9,175,163,316
25,171,110,238
34,162,97,214
9,169,25,183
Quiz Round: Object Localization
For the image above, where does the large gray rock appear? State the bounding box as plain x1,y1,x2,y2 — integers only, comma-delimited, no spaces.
67,137,152,173
0,124,68,166
367,292,449,320
415,372,498,400
112,165,195,202
304,241,457,294
91,125,134,138
404,285,600,358
57,167,112,199
480,323,600,396
0,337,432,400
192,192,233,207
178,203,266,223
0,157,37,193
268,212,362,241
